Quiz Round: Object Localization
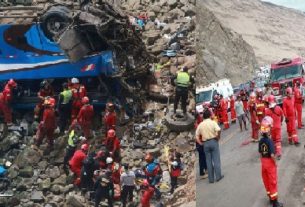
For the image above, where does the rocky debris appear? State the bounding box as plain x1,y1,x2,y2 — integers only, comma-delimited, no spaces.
65,194,85,207
196,2,257,86
31,191,45,202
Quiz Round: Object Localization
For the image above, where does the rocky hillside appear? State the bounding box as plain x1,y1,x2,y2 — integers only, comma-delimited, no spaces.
196,2,257,86
203,0,305,64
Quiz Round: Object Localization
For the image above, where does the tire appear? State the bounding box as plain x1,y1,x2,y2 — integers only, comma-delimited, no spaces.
165,109,195,132
40,6,71,40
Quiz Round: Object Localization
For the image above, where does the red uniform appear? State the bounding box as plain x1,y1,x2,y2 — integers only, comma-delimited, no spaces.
249,103,259,140
71,84,87,120
294,86,303,128
0,84,13,124
69,149,87,177
255,98,265,122
107,163,121,184
34,87,54,120
140,186,155,207
104,136,121,161
230,98,237,122
283,96,299,143
104,111,116,131
220,98,229,129
35,107,56,147
265,106,284,156
77,104,94,139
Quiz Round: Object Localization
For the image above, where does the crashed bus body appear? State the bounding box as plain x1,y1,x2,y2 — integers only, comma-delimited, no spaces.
270,57,305,104
0,23,122,110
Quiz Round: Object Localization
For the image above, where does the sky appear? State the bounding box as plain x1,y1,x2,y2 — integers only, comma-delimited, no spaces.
262,0,305,12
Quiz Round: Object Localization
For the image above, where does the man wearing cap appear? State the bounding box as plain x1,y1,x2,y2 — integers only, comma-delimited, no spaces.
0,79,17,125
173,66,191,115
196,109,223,183
265,95,284,159
294,81,303,129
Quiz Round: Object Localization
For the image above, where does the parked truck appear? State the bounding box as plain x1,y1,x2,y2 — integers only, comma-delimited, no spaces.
269,57,305,104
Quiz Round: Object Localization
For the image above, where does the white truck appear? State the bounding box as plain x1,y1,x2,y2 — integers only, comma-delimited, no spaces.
196,79,234,113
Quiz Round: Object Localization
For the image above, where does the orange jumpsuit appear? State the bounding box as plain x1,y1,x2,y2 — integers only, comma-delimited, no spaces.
294,86,303,128
220,98,229,129
71,84,87,120
283,96,299,143
0,84,13,124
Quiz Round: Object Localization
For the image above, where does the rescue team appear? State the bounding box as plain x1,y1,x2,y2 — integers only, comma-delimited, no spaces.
195,82,305,207
0,78,183,207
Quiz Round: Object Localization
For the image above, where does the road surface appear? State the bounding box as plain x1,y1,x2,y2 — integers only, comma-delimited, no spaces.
196,110,305,207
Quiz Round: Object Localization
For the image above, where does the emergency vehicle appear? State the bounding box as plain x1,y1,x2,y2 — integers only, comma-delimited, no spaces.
269,57,305,104
196,79,233,113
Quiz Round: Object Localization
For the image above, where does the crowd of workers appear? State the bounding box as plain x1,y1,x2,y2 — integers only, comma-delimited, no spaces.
195,82,305,207
0,78,184,206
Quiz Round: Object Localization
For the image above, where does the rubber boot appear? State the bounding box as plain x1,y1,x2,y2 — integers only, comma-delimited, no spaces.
272,199,283,207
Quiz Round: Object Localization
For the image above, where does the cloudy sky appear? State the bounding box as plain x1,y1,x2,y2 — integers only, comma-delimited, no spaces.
262,0,305,12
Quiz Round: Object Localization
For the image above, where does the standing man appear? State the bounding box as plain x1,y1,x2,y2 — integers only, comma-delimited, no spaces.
235,95,247,132
265,95,284,159
230,95,237,123
77,96,94,139
173,66,191,116
195,109,223,183
33,97,56,152
294,81,303,129
255,88,266,122
0,79,17,126
259,116,283,207
283,87,300,146
120,164,136,207
34,80,54,121
249,92,260,142
240,89,249,113
71,77,87,120
57,83,72,134
104,102,117,131
219,95,229,129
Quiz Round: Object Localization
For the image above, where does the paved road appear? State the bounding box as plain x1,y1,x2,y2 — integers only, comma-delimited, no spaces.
196,111,305,207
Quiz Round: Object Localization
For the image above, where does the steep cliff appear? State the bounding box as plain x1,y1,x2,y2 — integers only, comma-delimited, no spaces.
196,3,258,86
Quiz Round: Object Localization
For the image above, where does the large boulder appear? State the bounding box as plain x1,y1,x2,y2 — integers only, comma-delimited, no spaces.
15,148,41,168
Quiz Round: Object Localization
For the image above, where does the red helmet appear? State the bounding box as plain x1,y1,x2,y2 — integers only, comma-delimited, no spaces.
81,144,89,151
286,87,293,95
145,153,153,163
268,95,275,103
96,150,105,158
260,116,273,133
8,79,17,88
142,179,149,187
82,96,89,104
107,129,116,138
49,97,56,107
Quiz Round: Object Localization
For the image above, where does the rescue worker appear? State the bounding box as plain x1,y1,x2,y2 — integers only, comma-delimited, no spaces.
265,95,284,159
94,171,114,207
211,94,220,123
104,102,117,131
106,157,121,184
169,160,182,194
249,92,260,142
104,129,121,162
34,80,54,120
144,153,162,199
229,95,237,123
173,66,190,115
283,87,300,146
57,82,72,134
77,96,94,139
71,77,87,120
255,88,265,122
294,81,303,129
63,125,86,175
0,79,17,125
69,144,89,185
219,95,229,129
240,89,249,113
34,97,56,151
140,179,155,207
80,152,99,193
259,116,283,207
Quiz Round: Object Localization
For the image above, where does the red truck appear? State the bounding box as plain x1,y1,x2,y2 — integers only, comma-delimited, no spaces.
270,57,305,104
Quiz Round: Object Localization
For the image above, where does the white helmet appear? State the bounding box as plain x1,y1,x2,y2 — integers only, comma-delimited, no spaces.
106,157,113,164
71,77,79,84
171,161,178,167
